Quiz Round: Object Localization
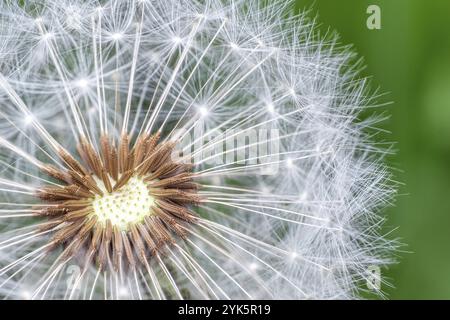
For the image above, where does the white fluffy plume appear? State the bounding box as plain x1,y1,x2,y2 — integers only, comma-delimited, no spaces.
0,0,396,300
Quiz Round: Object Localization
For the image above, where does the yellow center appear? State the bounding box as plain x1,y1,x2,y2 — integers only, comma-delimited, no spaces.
92,176,154,230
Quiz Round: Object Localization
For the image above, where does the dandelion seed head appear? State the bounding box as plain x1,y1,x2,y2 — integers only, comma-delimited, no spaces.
0,0,397,300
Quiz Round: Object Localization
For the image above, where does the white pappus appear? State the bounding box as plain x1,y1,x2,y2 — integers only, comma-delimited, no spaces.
0,0,397,300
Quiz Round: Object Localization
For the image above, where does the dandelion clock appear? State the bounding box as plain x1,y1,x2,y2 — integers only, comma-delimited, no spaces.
0,0,397,299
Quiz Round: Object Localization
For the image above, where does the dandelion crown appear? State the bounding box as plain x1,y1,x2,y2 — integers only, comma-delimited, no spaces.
0,0,396,299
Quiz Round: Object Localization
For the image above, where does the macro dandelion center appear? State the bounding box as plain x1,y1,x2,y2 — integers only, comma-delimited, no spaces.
0,0,396,300
36,133,199,271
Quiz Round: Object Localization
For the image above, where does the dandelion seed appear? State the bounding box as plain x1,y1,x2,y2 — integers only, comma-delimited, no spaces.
76,79,89,89
24,115,34,127
111,33,123,41
198,106,208,118
286,158,294,168
21,290,32,300
172,36,182,45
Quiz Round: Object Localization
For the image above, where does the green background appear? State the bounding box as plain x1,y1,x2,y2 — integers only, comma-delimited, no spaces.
296,0,450,299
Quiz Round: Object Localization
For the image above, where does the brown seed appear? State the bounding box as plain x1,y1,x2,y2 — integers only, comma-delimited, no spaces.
58,147,88,176
113,170,134,191
129,224,147,265
100,168,113,193
146,173,193,188
122,231,136,268
137,223,158,255
63,207,93,221
100,135,112,174
112,226,123,271
41,165,71,183
119,133,130,174
110,146,119,181
78,138,104,178
133,134,150,166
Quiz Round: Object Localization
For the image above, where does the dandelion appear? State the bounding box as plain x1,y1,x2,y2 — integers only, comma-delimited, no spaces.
0,0,396,299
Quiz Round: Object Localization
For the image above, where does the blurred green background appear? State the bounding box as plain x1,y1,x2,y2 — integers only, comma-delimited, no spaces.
295,0,450,299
